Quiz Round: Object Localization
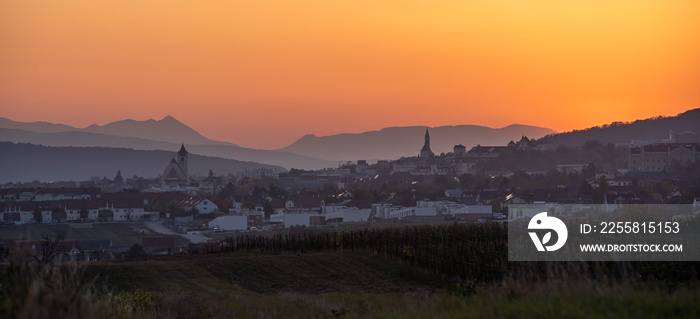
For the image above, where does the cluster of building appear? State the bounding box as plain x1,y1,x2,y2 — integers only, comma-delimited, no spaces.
628,131,700,172
388,131,547,176
0,187,218,224
208,192,500,232
3,127,700,261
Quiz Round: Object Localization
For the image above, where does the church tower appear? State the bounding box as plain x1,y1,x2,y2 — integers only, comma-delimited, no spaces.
420,129,435,158
177,144,189,181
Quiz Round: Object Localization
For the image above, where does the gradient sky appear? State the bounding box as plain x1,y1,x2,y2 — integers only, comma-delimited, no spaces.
2,1,699,149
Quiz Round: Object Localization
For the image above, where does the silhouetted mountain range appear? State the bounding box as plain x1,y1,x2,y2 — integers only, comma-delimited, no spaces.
82,115,227,145
537,108,700,147
278,125,557,161
0,117,335,170
0,142,285,183
3,108,696,182
0,116,222,145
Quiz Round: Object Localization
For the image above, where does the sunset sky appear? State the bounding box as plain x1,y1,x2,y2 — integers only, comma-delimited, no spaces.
2,1,699,149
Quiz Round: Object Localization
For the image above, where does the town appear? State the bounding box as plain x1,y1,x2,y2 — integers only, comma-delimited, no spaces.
1,129,699,261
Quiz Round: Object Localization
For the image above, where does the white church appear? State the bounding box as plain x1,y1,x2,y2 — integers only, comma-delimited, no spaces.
161,144,189,185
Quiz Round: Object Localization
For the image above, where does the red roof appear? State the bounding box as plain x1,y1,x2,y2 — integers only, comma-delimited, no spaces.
270,198,287,209
34,187,101,196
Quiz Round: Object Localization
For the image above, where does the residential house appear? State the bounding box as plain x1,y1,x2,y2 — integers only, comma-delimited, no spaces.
175,197,219,215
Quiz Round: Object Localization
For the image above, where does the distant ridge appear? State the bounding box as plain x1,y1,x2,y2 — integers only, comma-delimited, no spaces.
278,124,556,161
0,117,336,170
537,108,700,147
82,115,229,146
0,117,76,133
0,142,285,183
0,116,229,146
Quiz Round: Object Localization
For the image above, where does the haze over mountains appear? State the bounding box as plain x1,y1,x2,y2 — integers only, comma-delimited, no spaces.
0,115,220,146
2,108,698,183
280,125,556,161
0,117,335,171
0,142,285,183
0,116,557,165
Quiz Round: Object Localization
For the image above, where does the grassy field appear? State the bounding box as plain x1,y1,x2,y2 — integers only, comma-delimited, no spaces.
3,223,700,318
3,252,698,318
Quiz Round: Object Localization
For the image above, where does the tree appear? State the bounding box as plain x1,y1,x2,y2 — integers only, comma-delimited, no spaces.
164,202,185,217
473,177,490,191
33,209,43,223
127,243,146,258
459,173,475,190
33,231,66,264
595,175,609,204
217,183,236,198
578,181,594,197
581,163,597,179
498,177,511,190
114,170,124,185
433,175,457,191
263,201,274,219
268,184,287,198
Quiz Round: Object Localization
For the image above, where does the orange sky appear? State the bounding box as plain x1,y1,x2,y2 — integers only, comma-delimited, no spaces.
2,1,699,149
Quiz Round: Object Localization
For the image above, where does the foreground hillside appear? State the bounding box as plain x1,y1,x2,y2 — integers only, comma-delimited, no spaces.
3,223,700,318
539,108,700,147
3,251,699,319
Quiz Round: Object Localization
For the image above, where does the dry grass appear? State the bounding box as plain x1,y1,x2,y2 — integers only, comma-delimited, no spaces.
3,223,700,318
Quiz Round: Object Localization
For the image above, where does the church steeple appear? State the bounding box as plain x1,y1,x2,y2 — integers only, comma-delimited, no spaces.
177,144,189,182
178,143,188,156
420,129,434,158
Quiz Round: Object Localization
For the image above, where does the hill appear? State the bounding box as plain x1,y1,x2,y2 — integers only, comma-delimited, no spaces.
279,124,556,161
0,117,77,133
0,116,224,146
81,115,227,146
0,124,336,171
0,142,285,183
538,108,700,147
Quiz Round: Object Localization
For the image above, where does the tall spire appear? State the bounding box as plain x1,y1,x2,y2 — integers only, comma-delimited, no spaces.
178,143,188,156
425,129,430,146
420,129,434,158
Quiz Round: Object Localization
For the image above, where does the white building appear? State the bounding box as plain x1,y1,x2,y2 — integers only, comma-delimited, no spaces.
508,203,559,220
284,213,313,228
176,197,219,215
388,206,438,219
371,203,403,219
270,213,284,223
209,215,248,231
161,144,190,184
324,207,371,222
449,205,492,215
